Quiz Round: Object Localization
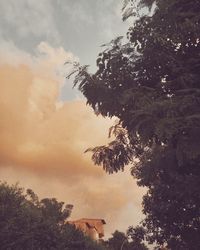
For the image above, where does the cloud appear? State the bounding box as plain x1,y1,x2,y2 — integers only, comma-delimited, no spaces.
0,41,145,236
0,41,100,178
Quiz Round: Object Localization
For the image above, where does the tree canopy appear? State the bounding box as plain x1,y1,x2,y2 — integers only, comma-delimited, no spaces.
0,182,106,250
70,0,200,248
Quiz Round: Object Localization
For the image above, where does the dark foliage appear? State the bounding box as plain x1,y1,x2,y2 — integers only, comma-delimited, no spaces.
105,229,148,250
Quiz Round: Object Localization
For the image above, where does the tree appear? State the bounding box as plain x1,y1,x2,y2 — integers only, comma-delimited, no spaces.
106,230,128,250
0,182,42,249
0,182,106,250
70,0,200,248
105,229,148,250
127,226,148,250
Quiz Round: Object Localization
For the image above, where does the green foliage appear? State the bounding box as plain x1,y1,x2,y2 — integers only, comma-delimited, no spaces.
0,182,106,250
70,0,200,248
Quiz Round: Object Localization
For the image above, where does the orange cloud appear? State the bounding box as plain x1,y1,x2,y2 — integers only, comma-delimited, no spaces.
0,42,145,236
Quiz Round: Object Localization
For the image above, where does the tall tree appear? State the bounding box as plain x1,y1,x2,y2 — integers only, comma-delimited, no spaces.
70,0,200,248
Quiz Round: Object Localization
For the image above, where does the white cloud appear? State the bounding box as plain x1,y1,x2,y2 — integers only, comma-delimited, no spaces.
0,39,79,117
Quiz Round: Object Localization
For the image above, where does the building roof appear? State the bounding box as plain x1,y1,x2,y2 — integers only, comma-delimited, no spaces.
77,218,106,224
68,218,106,239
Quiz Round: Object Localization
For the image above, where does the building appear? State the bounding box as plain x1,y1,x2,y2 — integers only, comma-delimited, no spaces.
68,218,106,241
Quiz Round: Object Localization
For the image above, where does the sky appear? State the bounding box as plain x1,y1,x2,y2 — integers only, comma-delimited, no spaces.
0,0,145,236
